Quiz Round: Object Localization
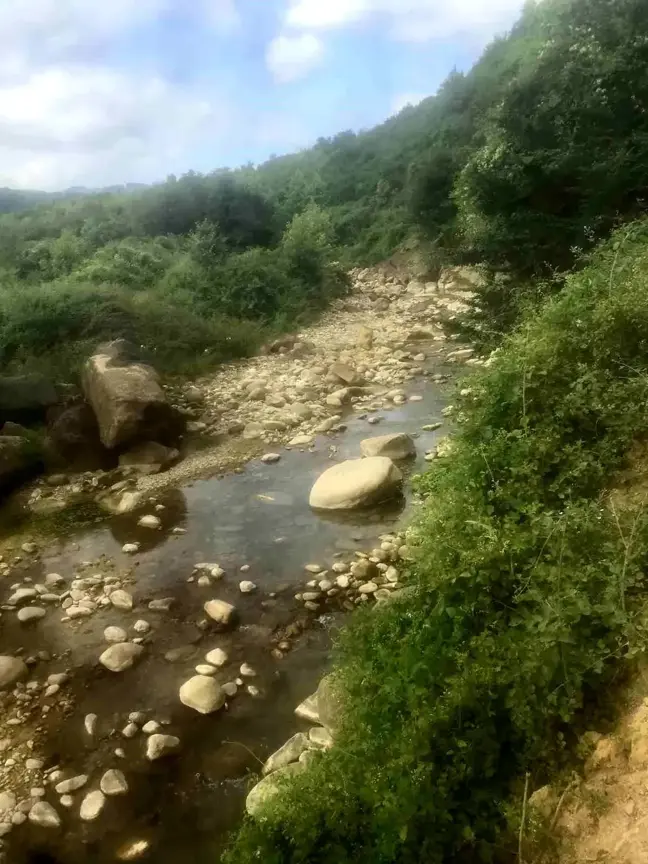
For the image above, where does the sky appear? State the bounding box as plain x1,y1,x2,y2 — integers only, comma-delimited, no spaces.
0,0,528,191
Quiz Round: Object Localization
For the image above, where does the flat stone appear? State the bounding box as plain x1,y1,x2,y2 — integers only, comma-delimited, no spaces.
359,433,416,460
204,599,237,627
17,606,46,623
29,801,61,828
80,790,106,821
99,643,144,673
262,733,310,775
195,664,217,675
146,734,180,761
0,656,28,689
179,676,226,714
84,714,98,736
55,775,88,795
100,769,128,796
7,587,38,605
358,581,378,594
148,597,174,611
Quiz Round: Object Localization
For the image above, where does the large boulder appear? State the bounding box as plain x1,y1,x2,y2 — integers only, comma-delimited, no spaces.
45,401,112,470
82,340,184,450
360,433,416,460
309,457,402,510
0,374,58,426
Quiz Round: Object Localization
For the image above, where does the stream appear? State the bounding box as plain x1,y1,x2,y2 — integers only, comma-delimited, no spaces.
3,359,451,864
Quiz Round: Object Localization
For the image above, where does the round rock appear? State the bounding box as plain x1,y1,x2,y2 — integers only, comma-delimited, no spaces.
179,676,226,715
17,606,46,623
205,648,228,667
99,643,144,673
80,790,105,821
146,734,180,761
29,801,61,828
309,458,402,510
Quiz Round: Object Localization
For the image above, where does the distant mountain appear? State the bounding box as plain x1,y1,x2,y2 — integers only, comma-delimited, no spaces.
0,183,149,215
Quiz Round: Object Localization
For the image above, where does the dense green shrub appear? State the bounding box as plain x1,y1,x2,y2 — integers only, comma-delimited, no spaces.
224,220,648,864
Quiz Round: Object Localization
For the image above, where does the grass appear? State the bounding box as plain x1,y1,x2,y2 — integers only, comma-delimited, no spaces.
223,218,648,864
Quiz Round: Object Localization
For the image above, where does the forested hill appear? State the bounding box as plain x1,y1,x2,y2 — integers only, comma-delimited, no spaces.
0,0,646,377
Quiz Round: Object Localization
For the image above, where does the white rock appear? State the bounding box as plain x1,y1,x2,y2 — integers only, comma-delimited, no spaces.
80,790,105,821
117,839,151,861
141,721,161,735
222,682,238,697
29,801,61,828
239,580,257,594
133,620,150,634
205,648,228,667
104,626,128,643
240,663,256,677
138,515,161,530
84,714,98,736
359,433,416,460
146,734,180,761
99,643,144,673
121,543,140,554
17,606,46,623
110,590,133,611
55,775,88,795
246,764,303,818
204,599,237,627
261,453,281,464
100,769,128,796
179,676,226,714
7,587,38,605
195,664,217,675
309,458,402,510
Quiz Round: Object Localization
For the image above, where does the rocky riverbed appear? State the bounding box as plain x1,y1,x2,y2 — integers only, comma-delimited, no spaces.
0,264,483,863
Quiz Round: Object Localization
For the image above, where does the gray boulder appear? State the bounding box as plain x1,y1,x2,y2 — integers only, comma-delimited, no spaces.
82,340,184,449
0,655,28,689
0,435,40,490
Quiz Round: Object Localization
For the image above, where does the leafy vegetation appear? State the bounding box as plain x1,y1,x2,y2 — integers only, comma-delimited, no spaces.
0,0,645,378
224,216,648,864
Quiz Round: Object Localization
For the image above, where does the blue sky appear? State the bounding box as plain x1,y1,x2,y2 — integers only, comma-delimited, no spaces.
0,0,527,190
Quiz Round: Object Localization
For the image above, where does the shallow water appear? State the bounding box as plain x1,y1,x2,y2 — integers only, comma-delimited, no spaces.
5,365,451,864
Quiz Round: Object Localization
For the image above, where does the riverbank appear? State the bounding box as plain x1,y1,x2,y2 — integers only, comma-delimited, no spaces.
224,220,648,864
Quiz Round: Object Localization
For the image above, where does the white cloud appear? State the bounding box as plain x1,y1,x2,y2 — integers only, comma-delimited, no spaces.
391,92,427,115
266,34,325,83
0,0,236,189
284,0,526,42
0,66,222,189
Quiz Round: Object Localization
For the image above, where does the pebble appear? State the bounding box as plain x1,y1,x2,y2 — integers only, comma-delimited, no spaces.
122,723,139,739
195,664,217,676
141,721,161,735
60,795,74,808
239,581,257,594
133,620,150,634
247,685,261,697
358,581,378,594
117,839,151,861
179,676,226,714
104,626,128,643
121,544,140,554
261,453,281,464
80,790,106,821
100,769,128,796
222,682,238,697
240,663,256,678
146,734,180,761
84,714,98,736
304,564,322,574
205,648,228,667
138,515,161,529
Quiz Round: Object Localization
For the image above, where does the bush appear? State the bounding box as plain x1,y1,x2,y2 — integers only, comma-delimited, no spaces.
224,219,648,864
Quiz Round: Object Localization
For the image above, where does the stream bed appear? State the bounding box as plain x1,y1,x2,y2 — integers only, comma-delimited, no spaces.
4,364,451,864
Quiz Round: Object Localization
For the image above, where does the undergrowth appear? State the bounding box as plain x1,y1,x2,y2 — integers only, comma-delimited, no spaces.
224,218,648,864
